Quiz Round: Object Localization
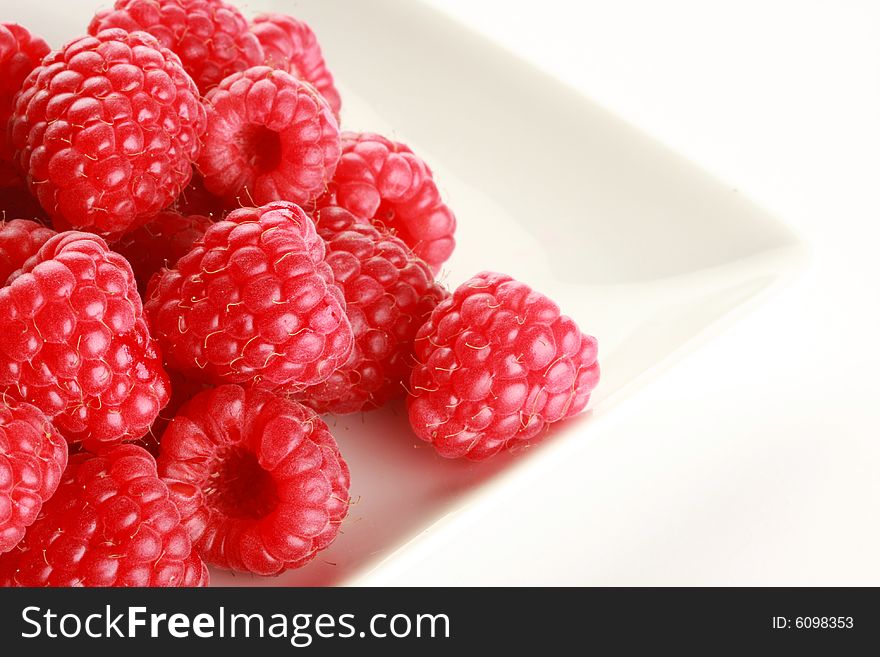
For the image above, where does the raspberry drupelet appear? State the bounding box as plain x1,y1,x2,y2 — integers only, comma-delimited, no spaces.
296,206,447,414
0,399,68,554
407,272,600,460
0,231,170,452
198,66,341,208
145,201,353,392
158,384,350,576
89,0,264,93
9,29,206,238
315,131,456,273
0,444,208,586
250,13,342,118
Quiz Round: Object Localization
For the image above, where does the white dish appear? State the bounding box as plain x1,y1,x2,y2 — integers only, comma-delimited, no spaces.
3,0,804,586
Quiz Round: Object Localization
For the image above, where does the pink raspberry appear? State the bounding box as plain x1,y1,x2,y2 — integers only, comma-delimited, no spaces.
145,201,353,391
9,29,206,238
158,384,350,575
315,131,456,272
296,206,447,414
89,0,264,93
112,210,214,294
0,399,68,554
0,231,171,452
198,66,341,208
0,218,55,284
0,23,49,166
250,13,342,118
407,272,600,460
0,444,208,587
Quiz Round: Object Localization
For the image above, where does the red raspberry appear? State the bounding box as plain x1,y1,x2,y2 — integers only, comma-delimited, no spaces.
0,444,208,586
0,23,49,166
9,29,207,238
198,66,341,208
0,231,171,452
158,384,350,575
316,132,456,273
0,399,68,554
250,13,342,118
112,210,214,294
296,206,447,414
89,0,264,93
145,202,353,391
407,272,600,460
0,218,55,284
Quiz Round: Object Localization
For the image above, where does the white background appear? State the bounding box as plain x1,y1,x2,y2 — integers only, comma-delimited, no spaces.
375,0,880,585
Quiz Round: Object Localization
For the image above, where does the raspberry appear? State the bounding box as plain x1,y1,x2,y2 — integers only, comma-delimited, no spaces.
9,29,207,238
0,399,68,554
157,384,350,575
315,132,456,272
89,0,264,93
112,210,214,294
250,13,342,118
0,231,171,452
407,272,600,460
0,218,55,284
198,66,341,208
0,444,208,586
296,206,447,414
145,202,353,391
0,23,49,166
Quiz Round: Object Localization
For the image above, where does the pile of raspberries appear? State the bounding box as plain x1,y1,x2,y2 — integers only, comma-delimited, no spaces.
0,0,600,587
